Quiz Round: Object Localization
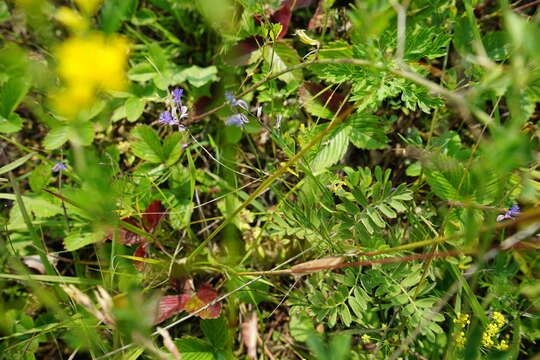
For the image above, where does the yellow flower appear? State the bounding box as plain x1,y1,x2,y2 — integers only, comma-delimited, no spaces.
453,313,470,348
361,334,371,343
53,32,129,116
56,7,88,33
74,0,103,15
496,339,509,351
481,312,509,350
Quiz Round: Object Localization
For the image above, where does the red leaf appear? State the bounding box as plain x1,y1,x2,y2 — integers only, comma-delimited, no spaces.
270,5,292,39
225,36,262,66
155,294,190,324
103,217,146,244
142,200,165,233
184,283,222,319
133,243,149,271
301,81,354,118
196,283,219,303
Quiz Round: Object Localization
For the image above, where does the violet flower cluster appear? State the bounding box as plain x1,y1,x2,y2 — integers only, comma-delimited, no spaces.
225,91,249,128
52,162,67,172
158,88,187,131
496,205,520,222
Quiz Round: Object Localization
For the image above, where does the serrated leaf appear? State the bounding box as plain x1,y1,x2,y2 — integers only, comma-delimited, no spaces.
175,337,215,360
125,97,146,122
43,126,69,150
425,170,461,201
131,125,163,163
68,121,95,146
162,132,184,166
29,163,51,192
0,113,23,133
348,113,392,149
310,126,350,174
180,65,218,88
201,317,229,349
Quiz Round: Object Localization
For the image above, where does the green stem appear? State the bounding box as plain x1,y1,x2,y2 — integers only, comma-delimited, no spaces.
7,170,55,275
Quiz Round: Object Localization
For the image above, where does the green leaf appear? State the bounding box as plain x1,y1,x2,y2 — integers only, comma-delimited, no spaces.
64,231,107,251
68,121,95,146
377,203,396,218
348,114,392,149
0,113,23,133
131,125,163,163
262,42,302,83
162,132,184,166
310,126,350,175
425,170,462,201
201,317,229,349
124,97,146,122
360,216,374,234
128,62,157,82
348,296,366,318
180,65,218,87
8,195,63,230
290,312,315,342
100,0,138,33
366,208,385,228
29,163,52,192
339,304,352,326
0,1,10,24
43,126,69,150
174,337,215,360
0,152,35,175
0,76,30,117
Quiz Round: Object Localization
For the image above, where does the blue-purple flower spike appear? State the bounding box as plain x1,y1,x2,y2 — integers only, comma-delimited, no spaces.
159,111,176,125
226,113,249,128
225,91,249,110
172,88,183,106
508,205,520,217
496,204,521,222
52,162,67,172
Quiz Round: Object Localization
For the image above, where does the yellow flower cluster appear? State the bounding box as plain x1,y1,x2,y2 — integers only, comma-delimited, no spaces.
361,334,371,343
453,313,470,348
53,33,129,116
482,312,509,351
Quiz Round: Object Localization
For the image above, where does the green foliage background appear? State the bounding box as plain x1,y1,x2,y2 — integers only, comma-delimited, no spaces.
1,0,540,359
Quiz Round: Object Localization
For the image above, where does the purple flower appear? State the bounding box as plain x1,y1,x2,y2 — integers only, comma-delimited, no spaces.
226,113,249,128
225,91,249,110
508,205,520,217
52,162,67,172
159,111,177,125
496,204,521,222
171,88,183,106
